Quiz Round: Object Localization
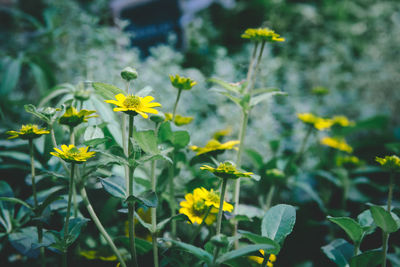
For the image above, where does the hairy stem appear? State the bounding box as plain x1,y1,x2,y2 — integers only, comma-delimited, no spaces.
168,152,177,238
150,122,160,267
215,178,228,236
172,89,182,120
265,185,276,211
79,185,127,267
382,172,395,267
69,126,78,218
127,115,138,267
62,162,75,267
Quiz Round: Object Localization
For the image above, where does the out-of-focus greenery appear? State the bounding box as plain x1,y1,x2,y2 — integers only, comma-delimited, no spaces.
1,0,400,266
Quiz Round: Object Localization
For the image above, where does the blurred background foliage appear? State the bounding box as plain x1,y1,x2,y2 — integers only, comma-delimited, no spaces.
1,0,400,266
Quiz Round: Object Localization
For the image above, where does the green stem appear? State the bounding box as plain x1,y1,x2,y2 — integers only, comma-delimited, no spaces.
265,185,276,211
122,114,130,191
172,89,182,120
295,125,313,163
79,185,127,267
127,115,139,267
382,232,388,267
387,172,394,212
247,41,266,94
63,162,75,267
69,126,78,218
168,152,177,238
245,42,259,89
151,122,160,267
190,206,212,243
215,178,228,236
382,172,395,267
354,242,360,256
50,128,70,174
29,139,45,267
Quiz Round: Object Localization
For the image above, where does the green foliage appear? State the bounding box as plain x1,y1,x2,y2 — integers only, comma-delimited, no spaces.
261,204,296,244
370,206,400,234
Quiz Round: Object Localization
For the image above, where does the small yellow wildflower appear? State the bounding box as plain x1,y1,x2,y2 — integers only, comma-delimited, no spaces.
80,250,117,261
105,94,161,118
376,155,400,172
241,27,284,42
7,124,50,140
297,113,333,131
179,189,217,225
50,144,96,163
213,127,232,140
320,137,353,153
200,161,253,180
59,106,97,128
196,187,233,212
165,113,194,126
331,116,354,127
248,250,277,266
169,74,197,90
190,139,240,156
336,155,361,168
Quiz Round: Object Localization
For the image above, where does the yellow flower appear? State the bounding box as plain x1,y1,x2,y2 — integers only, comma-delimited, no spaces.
7,124,50,140
248,250,277,266
195,187,233,212
190,139,240,156
165,113,194,126
331,116,354,127
50,144,96,163
104,94,161,118
336,155,361,168
376,155,400,172
179,189,217,225
169,74,197,90
59,106,97,127
241,27,284,42
320,137,353,153
297,113,333,131
80,250,117,261
213,127,232,140
200,161,253,180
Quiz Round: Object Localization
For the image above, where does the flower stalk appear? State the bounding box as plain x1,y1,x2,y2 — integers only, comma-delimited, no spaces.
172,89,182,120
382,171,395,267
62,162,75,267
168,153,177,238
29,139,45,267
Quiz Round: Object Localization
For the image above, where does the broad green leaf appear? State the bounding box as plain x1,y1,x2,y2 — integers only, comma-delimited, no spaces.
24,104,51,124
0,55,22,96
261,204,296,244
36,188,64,215
238,230,280,253
370,206,400,233
328,216,363,243
158,121,173,143
321,238,354,267
216,244,277,264
84,126,104,141
126,190,157,208
168,239,212,264
62,217,90,246
83,137,110,147
134,212,153,233
100,176,126,199
38,84,72,108
350,250,382,267
0,181,14,232
250,91,287,107
9,226,40,258
219,91,242,108
0,197,32,210
171,131,190,149
92,82,125,100
209,77,241,94
245,149,264,169
357,210,376,234
132,129,159,155
135,238,152,255
157,214,187,232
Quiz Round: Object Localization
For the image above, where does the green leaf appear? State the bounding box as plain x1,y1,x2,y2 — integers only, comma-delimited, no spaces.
126,190,158,208
100,176,127,199
24,104,51,124
251,88,281,95
9,226,41,258
250,91,287,107
0,197,33,210
158,122,173,143
84,126,104,141
209,78,241,94
216,244,278,264
38,84,72,108
261,204,296,244
156,214,187,232
62,217,90,246
321,238,354,267
245,149,264,169
168,239,212,264
83,137,110,147
36,188,64,215
29,62,49,95
0,55,22,96
132,129,159,155
357,210,376,234
328,216,363,243
92,82,125,100
135,238,152,255
134,212,153,233
370,205,400,233
238,230,280,253
219,91,242,108
171,131,190,149
350,250,382,267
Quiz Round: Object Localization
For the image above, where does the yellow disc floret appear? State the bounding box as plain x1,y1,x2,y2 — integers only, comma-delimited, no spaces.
50,144,96,163
105,93,161,118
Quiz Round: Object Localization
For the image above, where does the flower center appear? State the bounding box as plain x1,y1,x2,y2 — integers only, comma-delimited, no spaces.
123,95,141,108
193,200,206,216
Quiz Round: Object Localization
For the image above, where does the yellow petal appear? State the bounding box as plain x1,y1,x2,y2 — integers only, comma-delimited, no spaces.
141,96,154,103
115,94,126,102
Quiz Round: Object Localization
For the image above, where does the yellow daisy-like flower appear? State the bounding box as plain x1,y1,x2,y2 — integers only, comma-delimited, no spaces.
80,250,117,261
195,187,233,212
6,124,50,140
200,161,253,180
331,116,355,127
320,137,353,153
241,27,284,42
169,74,197,90
336,155,361,168
297,113,333,131
50,144,96,163
213,127,232,140
376,155,400,172
59,106,97,128
248,250,277,266
179,189,217,225
190,139,240,156
104,94,161,118
165,113,194,126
